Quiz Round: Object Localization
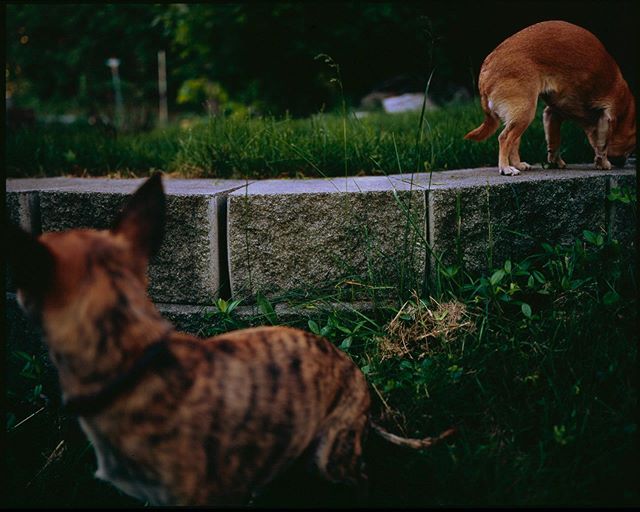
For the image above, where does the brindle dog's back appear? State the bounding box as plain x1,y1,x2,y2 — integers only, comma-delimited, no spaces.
82,327,370,505
7,174,371,506
8,174,452,506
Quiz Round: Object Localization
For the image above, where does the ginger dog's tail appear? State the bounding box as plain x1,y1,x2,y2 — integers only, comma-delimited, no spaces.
371,422,456,449
464,95,500,141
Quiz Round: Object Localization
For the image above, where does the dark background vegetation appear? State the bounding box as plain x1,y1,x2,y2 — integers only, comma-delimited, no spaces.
3,3,638,508
6,1,637,118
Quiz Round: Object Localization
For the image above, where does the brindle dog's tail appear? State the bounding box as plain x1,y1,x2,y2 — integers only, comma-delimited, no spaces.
371,423,456,450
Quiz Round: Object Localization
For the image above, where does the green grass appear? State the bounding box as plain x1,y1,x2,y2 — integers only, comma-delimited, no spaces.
5,123,182,178
205,219,637,507
6,101,594,178
6,220,637,506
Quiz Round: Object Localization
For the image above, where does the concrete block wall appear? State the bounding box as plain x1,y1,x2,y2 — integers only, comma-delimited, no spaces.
6,177,247,305
398,167,620,276
227,176,427,299
5,165,637,336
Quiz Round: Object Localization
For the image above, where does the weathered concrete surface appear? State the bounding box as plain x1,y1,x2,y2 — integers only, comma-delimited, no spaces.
6,167,635,384
394,165,636,275
5,191,40,232
155,302,217,336
156,300,381,337
7,292,379,353
607,173,637,246
5,292,210,350
227,176,427,300
6,179,98,291
6,166,636,306
6,177,247,303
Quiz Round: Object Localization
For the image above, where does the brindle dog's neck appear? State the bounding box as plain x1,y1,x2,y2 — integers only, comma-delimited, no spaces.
44,292,174,399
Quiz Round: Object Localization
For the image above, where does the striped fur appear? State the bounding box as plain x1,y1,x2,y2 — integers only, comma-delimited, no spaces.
8,174,452,505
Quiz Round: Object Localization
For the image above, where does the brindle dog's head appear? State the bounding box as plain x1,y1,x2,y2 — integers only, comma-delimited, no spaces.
7,174,166,332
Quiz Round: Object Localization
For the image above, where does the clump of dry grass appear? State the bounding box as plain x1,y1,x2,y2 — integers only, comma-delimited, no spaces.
378,294,475,360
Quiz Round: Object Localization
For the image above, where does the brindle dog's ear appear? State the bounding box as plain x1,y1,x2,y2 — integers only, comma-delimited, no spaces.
112,172,166,262
6,223,55,296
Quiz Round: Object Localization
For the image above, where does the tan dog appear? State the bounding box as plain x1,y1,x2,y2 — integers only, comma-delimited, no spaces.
465,20,636,176
7,174,453,506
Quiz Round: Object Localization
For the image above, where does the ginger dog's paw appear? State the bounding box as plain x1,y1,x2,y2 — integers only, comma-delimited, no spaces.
546,150,567,169
594,156,612,170
516,162,532,171
499,166,521,176
546,158,567,169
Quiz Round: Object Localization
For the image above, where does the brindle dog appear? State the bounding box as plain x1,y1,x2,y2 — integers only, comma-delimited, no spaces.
7,174,453,506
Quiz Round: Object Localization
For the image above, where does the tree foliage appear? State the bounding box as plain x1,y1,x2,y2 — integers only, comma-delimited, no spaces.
6,2,636,117
6,4,167,112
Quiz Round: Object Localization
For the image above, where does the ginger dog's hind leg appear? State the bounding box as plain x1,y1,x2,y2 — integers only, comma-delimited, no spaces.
543,106,567,168
585,110,613,170
509,137,532,171
497,102,536,176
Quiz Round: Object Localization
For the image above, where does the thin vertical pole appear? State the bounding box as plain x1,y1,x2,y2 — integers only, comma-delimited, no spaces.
106,58,124,130
158,50,168,126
